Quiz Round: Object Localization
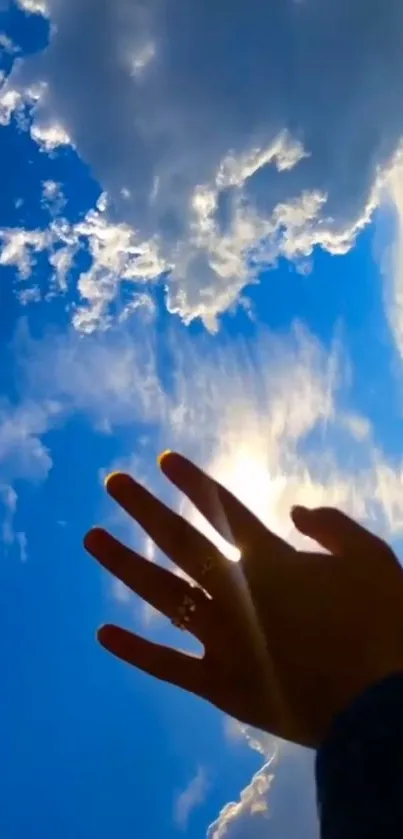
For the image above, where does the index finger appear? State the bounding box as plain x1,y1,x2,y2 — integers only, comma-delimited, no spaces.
159,451,235,546
159,452,292,564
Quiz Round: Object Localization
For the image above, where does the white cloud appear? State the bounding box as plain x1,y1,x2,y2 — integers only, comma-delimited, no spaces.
70,199,163,333
2,0,403,327
174,767,208,830
0,484,28,562
0,200,163,331
16,0,49,16
21,319,403,543
110,579,131,604
208,765,274,839
207,749,317,838
0,33,16,54
0,398,56,482
31,120,71,150
130,41,156,80
32,318,399,653
41,179,66,218
383,157,403,358
0,88,22,125
0,483,18,545
16,530,28,562
0,227,50,279
20,327,165,428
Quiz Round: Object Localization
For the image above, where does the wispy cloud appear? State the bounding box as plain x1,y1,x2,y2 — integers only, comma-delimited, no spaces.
0,483,18,545
18,318,403,540
383,158,403,359
26,319,393,638
0,484,28,562
5,312,403,579
174,767,209,831
0,397,56,482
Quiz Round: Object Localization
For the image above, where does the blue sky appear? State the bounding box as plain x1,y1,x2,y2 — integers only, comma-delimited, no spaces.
1,2,403,837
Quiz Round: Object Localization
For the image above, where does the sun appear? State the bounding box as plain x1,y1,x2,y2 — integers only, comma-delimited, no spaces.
218,446,277,526
184,444,286,561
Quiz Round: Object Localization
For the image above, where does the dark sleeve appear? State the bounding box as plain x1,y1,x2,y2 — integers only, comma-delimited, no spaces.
315,673,403,839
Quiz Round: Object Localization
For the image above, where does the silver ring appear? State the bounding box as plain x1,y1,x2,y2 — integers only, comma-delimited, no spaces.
172,593,197,631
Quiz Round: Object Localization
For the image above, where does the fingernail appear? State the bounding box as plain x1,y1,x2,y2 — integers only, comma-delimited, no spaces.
104,471,122,490
157,449,172,468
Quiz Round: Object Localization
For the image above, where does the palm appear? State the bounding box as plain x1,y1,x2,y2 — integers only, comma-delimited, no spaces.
242,546,398,744
85,452,403,748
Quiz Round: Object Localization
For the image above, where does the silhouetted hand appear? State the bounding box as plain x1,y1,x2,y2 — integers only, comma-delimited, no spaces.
84,452,403,748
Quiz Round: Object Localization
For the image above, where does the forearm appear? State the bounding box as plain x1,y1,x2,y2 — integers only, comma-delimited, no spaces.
316,673,403,838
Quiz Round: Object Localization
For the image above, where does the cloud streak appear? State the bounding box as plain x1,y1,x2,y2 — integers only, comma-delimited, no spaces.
174,767,208,830
16,318,403,542
0,484,28,562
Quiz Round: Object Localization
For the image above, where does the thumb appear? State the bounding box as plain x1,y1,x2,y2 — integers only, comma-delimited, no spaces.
291,505,394,560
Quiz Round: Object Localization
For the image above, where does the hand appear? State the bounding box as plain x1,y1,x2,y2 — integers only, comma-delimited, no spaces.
84,452,403,748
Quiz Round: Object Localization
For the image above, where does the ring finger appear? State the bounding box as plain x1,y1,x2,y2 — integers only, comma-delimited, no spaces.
84,527,214,643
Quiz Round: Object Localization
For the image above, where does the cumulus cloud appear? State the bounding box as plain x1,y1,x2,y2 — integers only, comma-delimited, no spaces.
0,197,162,331
0,226,50,279
2,0,403,328
31,120,70,150
208,748,317,839
16,0,49,16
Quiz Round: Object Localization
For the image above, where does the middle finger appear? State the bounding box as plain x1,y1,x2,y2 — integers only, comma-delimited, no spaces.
104,472,229,600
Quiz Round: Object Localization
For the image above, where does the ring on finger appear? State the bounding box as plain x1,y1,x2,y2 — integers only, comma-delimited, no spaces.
171,592,197,631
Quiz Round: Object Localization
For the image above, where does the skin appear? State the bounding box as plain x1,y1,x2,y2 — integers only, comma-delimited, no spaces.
84,451,403,749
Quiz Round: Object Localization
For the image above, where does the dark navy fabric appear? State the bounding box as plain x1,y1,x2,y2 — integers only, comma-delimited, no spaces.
316,674,403,838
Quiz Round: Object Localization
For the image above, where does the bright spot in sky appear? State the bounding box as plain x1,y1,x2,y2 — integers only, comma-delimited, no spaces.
216,446,287,532
182,444,288,564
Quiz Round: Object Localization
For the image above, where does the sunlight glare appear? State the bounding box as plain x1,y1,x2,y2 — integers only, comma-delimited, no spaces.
185,442,287,561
